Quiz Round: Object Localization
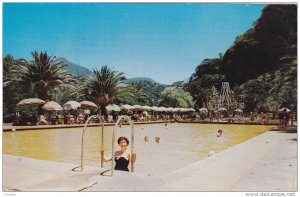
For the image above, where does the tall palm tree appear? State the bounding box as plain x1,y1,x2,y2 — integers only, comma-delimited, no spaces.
84,66,126,117
11,51,76,100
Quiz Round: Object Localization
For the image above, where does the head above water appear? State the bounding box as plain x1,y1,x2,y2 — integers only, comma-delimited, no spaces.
144,136,148,141
117,136,129,146
155,137,160,143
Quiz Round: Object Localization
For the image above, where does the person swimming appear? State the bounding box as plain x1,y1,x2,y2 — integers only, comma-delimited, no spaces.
217,130,223,137
144,136,148,142
155,137,160,143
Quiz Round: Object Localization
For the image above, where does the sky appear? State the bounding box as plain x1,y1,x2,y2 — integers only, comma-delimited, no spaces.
3,3,266,85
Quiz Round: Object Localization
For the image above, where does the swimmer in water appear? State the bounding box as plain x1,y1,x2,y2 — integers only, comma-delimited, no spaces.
155,137,160,143
144,136,148,142
217,130,223,137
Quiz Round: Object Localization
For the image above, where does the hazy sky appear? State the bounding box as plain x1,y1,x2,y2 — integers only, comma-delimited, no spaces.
3,3,265,84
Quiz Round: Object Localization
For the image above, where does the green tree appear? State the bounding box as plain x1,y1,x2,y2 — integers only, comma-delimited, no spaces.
10,51,76,100
3,55,32,121
160,87,195,108
84,66,126,118
115,84,151,106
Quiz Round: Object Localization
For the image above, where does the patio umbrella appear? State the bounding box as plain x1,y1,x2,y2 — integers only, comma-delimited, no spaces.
234,109,243,113
63,101,81,111
42,101,63,111
173,107,180,112
199,108,208,113
158,107,167,112
150,106,160,111
106,104,121,111
120,104,134,110
217,107,227,111
179,108,188,112
277,107,291,113
133,105,143,110
16,98,46,109
80,101,98,111
166,107,174,112
142,105,152,110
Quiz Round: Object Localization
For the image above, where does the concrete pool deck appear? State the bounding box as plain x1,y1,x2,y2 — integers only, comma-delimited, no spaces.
3,129,297,192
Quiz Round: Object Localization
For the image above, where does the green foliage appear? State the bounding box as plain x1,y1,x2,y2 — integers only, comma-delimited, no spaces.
115,83,151,106
122,79,167,106
84,66,126,104
186,5,297,112
82,66,126,118
10,51,77,100
160,87,195,108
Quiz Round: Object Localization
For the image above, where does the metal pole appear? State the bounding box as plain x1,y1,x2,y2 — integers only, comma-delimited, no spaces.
100,118,104,168
130,117,135,172
81,115,104,171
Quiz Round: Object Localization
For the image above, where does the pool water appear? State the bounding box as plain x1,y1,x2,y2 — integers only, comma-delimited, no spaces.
3,123,274,175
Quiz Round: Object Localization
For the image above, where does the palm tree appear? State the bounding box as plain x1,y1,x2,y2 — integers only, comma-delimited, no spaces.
116,84,150,106
11,51,76,100
84,66,126,117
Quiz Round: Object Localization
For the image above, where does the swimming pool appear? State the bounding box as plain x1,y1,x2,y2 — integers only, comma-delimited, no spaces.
3,123,275,175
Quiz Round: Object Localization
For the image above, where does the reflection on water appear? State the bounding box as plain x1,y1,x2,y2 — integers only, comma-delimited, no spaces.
3,123,274,175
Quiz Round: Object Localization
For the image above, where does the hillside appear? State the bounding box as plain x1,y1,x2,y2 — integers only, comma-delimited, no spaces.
56,57,93,76
122,77,160,85
186,4,297,111
122,77,169,106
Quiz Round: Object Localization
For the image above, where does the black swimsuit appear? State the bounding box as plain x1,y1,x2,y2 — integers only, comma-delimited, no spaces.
114,157,129,171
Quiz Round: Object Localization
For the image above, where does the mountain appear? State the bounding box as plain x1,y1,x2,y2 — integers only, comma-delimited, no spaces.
122,77,159,84
122,77,169,106
56,57,93,76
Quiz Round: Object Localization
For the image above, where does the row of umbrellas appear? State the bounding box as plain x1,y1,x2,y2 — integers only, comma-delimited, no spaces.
120,104,196,112
17,98,291,113
15,98,197,113
16,98,98,112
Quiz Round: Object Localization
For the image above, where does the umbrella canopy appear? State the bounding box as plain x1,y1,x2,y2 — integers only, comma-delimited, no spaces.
234,109,243,113
132,105,143,110
179,108,188,112
150,106,160,111
166,107,174,112
106,104,121,111
217,107,227,111
158,107,167,112
16,98,46,109
172,107,179,112
80,101,98,110
277,107,291,113
63,101,81,111
199,108,208,113
142,105,152,110
120,104,134,110
42,101,63,111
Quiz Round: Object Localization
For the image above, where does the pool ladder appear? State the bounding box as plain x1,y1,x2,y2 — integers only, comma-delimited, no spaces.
77,115,135,176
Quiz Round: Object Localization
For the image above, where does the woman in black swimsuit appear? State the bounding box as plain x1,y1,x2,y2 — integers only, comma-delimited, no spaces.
114,136,131,172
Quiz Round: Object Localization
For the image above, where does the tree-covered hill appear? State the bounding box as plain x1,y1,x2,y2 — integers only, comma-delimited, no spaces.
120,77,169,106
186,4,297,112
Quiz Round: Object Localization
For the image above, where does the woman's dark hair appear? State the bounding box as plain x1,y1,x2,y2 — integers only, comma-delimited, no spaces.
218,130,223,133
117,136,129,146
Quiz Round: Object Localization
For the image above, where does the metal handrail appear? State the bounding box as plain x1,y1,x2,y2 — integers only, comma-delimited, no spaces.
80,115,105,171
